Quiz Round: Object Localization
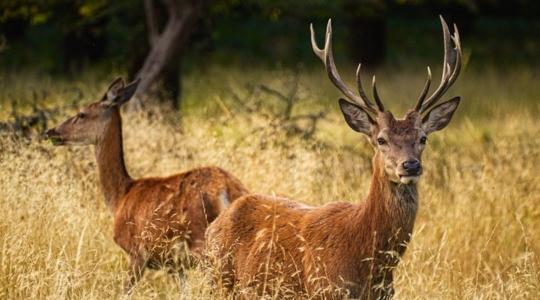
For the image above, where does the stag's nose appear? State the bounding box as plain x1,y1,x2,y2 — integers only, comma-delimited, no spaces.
402,160,421,175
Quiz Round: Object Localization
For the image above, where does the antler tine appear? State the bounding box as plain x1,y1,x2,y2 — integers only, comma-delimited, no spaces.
310,19,377,113
356,64,383,112
440,16,452,81
444,24,462,90
310,23,325,61
415,67,432,111
419,16,462,113
372,76,385,112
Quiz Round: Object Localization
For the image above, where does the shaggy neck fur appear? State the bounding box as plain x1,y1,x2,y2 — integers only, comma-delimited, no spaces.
353,151,418,259
94,108,132,212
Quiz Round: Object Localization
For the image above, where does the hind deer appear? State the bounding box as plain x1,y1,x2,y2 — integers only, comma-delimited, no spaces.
44,78,248,294
206,16,462,299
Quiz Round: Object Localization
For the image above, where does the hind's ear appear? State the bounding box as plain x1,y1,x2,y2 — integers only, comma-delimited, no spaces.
102,78,140,107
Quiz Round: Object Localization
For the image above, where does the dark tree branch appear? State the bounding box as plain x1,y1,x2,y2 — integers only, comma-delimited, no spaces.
131,0,203,110
144,0,160,46
257,85,288,103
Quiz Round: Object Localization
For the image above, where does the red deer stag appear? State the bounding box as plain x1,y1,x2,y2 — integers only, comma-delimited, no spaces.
206,16,462,299
44,78,247,293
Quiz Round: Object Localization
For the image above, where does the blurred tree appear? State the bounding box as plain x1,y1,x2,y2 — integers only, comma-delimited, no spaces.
237,0,387,66
129,0,206,110
342,0,387,67
0,0,201,109
2,0,539,110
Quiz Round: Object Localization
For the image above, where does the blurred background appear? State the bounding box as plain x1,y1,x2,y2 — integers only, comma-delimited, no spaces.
1,2,540,299
1,0,539,111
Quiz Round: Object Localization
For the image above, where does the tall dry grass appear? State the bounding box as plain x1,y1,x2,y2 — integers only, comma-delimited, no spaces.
0,65,539,299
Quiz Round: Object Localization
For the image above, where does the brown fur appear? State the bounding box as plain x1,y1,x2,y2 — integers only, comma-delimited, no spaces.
45,79,248,293
205,104,461,299
206,18,461,298
207,150,417,299
114,168,246,267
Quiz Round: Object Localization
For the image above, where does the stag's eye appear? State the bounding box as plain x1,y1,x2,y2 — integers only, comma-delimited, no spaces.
77,112,87,119
377,138,387,146
420,136,427,144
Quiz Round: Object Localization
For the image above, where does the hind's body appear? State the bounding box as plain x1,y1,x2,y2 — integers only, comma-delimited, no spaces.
114,167,247,268
44,78,248,293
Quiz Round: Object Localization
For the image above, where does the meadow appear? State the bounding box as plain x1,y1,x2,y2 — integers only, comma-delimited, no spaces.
0,63,539,299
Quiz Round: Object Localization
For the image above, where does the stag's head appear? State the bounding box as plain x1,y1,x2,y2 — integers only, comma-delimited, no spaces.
45,78,140,146
311,16,462,184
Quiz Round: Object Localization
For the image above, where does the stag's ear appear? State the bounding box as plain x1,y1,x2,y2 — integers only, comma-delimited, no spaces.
338,98,375,135
422,97,460,134
102,78,140,107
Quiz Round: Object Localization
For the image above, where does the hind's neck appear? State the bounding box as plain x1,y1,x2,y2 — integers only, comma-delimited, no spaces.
95,108,132,212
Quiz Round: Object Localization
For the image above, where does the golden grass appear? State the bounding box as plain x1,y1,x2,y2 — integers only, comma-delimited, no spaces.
0,65,539,299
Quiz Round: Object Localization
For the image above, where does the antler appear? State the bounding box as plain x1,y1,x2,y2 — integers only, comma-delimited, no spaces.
311,19,383,114
415,16,462,113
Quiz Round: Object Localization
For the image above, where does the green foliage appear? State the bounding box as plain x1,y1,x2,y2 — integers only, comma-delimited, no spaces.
1,0,539,72
1,0,103,24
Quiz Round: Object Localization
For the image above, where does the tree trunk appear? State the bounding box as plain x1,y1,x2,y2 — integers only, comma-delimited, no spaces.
347,16,387,68
129,0,201,110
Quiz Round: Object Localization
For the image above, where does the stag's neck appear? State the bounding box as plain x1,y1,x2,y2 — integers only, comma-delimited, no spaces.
94,109,132,212
354,151,419,252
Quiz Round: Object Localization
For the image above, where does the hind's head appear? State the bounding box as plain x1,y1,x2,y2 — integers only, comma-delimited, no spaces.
44,78,139,146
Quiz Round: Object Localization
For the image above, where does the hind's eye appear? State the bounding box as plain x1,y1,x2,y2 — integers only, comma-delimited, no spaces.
377,138,387,146
420,136,427,144
77,112,86,119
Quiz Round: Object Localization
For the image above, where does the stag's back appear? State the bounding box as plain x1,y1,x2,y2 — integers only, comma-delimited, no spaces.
206,194,369,297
